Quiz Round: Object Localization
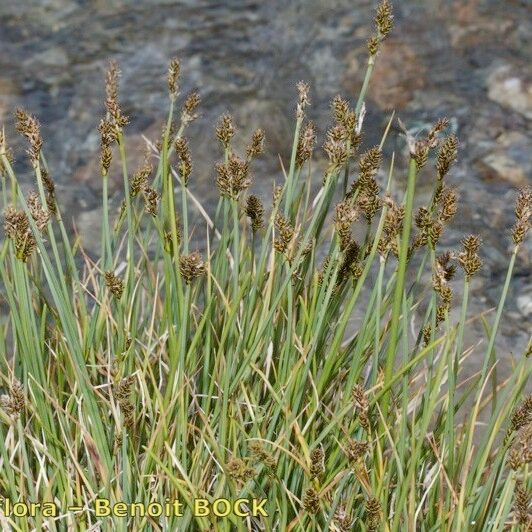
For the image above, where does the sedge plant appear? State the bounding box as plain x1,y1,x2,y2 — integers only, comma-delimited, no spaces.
0,1,530,530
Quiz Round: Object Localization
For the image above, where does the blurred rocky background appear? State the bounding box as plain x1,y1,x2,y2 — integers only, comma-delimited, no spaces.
0,0,530,361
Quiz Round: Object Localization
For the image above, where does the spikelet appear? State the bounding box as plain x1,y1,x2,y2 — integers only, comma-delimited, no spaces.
167,57,181,99
105,271,124,299
246,129,265,159
352,384,370,431
179,251,206,284
458,235,482,279
436,135,458,179
4,204,41,262
15,108,43,165
0,379,25,419
510,394,532,433
345,439,368,465
215,154,251,199
513,480,531,526
114,376,135,431
511,185,532,246
225,458,255,483
248,441,276,469
375,0,394,38
368,0,394,55
296,81,310,120
180,90,200,126
216,114,235,150
27,192,50,231
273,213,295,255
175,137,192,186
302,487,320,514
335,200,358,251
143,187,159,216
296,121,317,167
365,497,382,531
130,163,152,197
309,446,325,480
104,61,129,130
245,195,264,232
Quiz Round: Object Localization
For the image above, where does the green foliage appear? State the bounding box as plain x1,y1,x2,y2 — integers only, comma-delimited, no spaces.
0,2,530,530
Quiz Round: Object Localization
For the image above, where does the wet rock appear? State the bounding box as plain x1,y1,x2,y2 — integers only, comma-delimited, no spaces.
475,132,530,186
516,294,532,317
487,64,532,119
0,78,18,123
370,40,426,110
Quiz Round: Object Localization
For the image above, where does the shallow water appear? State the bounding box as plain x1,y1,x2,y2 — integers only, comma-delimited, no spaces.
0,0,530,360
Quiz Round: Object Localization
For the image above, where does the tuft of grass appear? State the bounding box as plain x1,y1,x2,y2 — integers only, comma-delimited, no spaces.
0,2,531,530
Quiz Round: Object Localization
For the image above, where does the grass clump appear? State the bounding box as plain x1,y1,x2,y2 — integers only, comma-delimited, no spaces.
0,2,531,530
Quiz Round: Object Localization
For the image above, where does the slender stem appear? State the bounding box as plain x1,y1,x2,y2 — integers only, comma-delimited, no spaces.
383,158,417,411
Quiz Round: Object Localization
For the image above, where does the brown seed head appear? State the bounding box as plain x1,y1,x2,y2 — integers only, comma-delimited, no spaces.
226,458,255,483
182,89,201,124
332,95,357,133
512,185,532,246
358,146,382,186
179,250,206,284
246,128,265,159
216,114,235,149
357,179,381,223
436,251,457,281
296,121,317,167
352,384,370,430
324,137,348,172
437,135,458,179
175,137,192,185
365,497,382,532
99,118,117,174
249,441,276,468
458,235,482,279
378,195,404,257
114,375,135,430
0,379,25,419
15,108,43,164
511,395,532,433
368,34,380,56
274,213,295,255
215,154,251,199
105,271,124,299
302,487,320,514
245,195,264,232
514,480,531,526
168,57,181,98
338,239,362,283
130,163,152,197
427,117,450,148
309,447,325,480
143,187,159,216
375,0,394,38
439,187,458,222
296,81,310,119
4,205,39,262
413,141,429,169
27,192,50,231
415,207,431,230
335,200,358,251
422,324,433,346
346,439,368,464
105,61,129,129
41,169,57,216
